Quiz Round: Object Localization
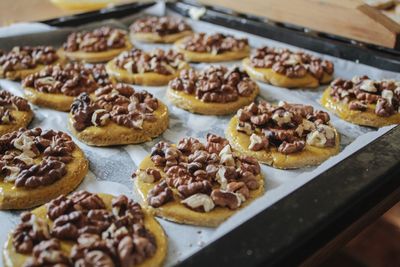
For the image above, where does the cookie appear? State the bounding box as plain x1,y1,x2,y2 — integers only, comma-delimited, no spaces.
0,128,88,209
130,16,193,43
225,101,340,169
174,33,250,62
321,76,400,127
3,191,167,267
167,66,259,115
133,134,264,227
242,46,334,88
22,63,112,111
69,83,169,146
106,48,189,86
0,46,61,81
0,89,33,136
58,27,132,63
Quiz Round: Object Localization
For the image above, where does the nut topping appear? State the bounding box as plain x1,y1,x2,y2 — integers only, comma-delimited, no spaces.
236,101,336,154
139,135,261,212
169,65,257,103
12,191,157,267
0,89,31,125
130,16,191,36
23,63,111,96
330,76,400,117
115,48,185,75
0,128,75,188
0,46,59,77
249,46,334,80
63,27,128,52
70,83,159,131
179,33,248,54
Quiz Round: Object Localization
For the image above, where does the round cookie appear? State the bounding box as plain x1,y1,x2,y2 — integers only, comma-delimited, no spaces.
0,89,33,136
0,128,88,210
0,46,61,81
3,191,167,267
321,76,400,127
174,33,250,62
225,101,340,169
22,63,112,111
106,48,189,86
242,46,334,88
69,83,169,146
133,134,264,227
167,66,259,115
58,27,132,63
130,16,193,43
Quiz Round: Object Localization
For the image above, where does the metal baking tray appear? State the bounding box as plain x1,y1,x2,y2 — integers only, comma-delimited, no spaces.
2,1,400,266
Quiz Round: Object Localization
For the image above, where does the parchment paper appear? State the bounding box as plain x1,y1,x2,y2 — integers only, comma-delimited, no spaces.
0,2,399,266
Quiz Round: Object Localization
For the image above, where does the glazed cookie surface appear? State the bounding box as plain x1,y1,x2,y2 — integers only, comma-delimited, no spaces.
242,46,334,88
22,63,112,111
174,33,250,62
106,48,189,86
59,27,132,63
69,83,169,146
3,191,167,267
0,46,60,80
130,16,192,43
321,76,400,127
133,134,264,227
0,128,88,209
167,66,259,115
0,89,33,136
226,101,340,169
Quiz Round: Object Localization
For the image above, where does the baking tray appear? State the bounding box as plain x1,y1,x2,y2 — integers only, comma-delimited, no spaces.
0,2,399,267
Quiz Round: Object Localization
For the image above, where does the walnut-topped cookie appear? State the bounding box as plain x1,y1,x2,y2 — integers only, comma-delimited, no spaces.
0,46,61,80
321,76,400,127
174,33,250,62
0,89,33,136
130,16,192,43
0,128,88,209
167,66,259,115
242,46,334,88
133,134,264,227
226,101,340,169
59,27,132,63
106,48,189,86
69,83,169,146
3,191,167,267
22,63,112,111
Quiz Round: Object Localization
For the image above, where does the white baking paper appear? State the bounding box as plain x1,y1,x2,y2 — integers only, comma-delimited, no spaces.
0,2,400,266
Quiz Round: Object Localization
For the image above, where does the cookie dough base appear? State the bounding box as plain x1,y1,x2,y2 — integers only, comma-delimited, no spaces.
0,110,33,136
226,116,340,169
68,102,169,146
130,30,193,43
3,193,167,267
242,58,332,88
134,156,265,227
24,87,76,111
58,41,132,63
0,65,46,81
175,39,250,62
321,87,400,127
0,147,88,210
105,60,189,86
166,85,259,115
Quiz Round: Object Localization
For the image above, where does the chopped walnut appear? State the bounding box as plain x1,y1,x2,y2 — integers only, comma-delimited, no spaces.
179,33,248,54
248,133,269,151
71,84,159,131
147,181,173,208
211,189,242,210
249,46,334,80
181,193,215,212
130,16,191,36
169,65,257,103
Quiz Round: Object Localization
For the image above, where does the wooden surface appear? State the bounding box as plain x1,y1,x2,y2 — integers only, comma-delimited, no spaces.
198,0,400,48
